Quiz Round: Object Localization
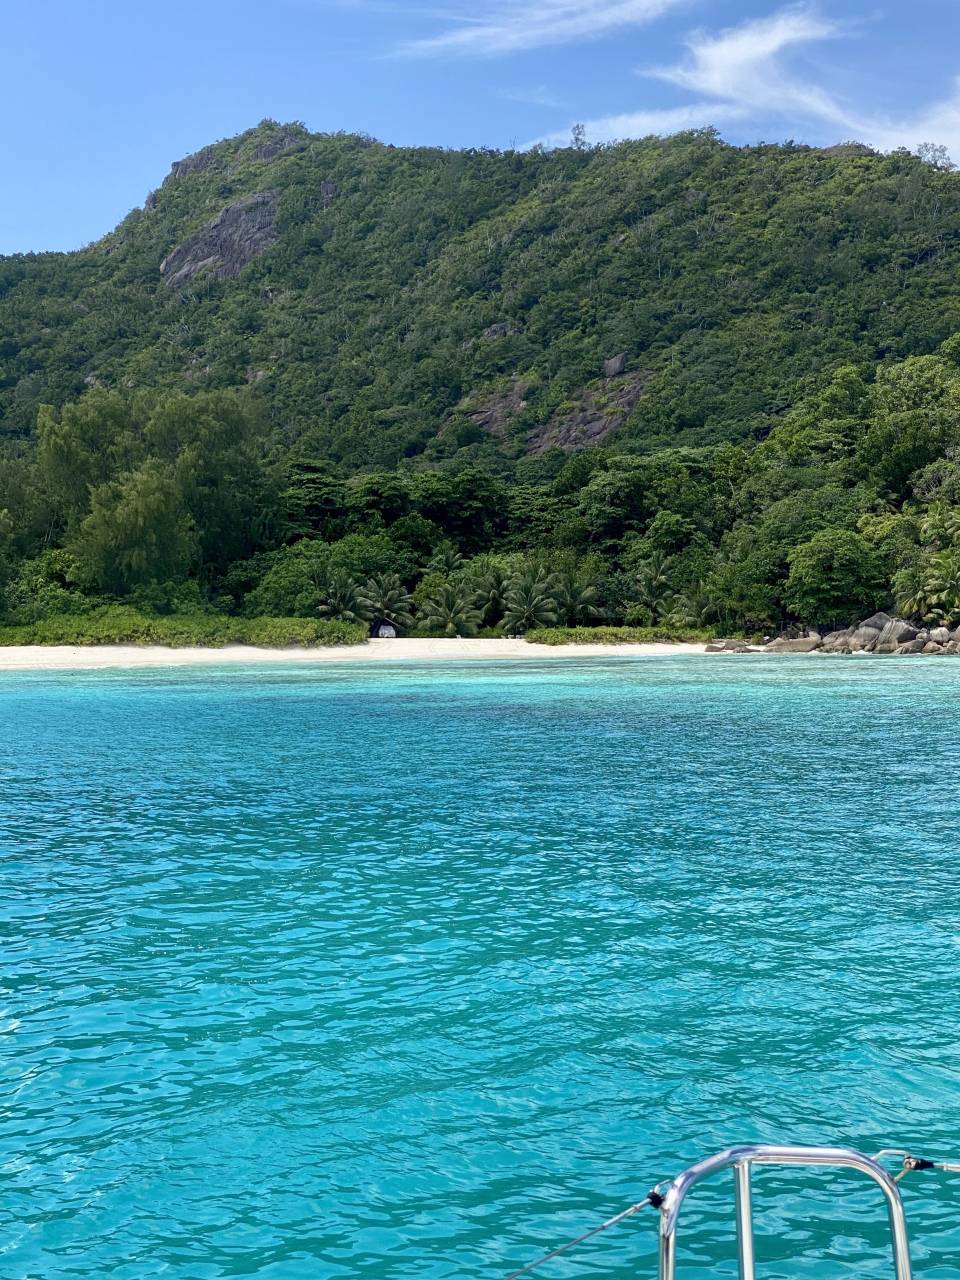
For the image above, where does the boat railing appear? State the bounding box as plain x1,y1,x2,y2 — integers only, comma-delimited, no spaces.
507,1143,960,1279
658,1144,911,1280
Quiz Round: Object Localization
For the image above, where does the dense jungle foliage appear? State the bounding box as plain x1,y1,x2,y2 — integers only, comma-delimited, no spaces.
3,120,960,639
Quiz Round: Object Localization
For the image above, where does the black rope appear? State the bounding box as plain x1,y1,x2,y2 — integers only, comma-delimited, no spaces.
894,1155,937,1182
503,1190,663,1280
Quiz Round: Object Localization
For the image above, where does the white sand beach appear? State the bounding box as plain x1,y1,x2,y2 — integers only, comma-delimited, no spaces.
0,637,708,670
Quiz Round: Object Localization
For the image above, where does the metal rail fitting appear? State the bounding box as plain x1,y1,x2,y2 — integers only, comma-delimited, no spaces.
656,1144,912,1280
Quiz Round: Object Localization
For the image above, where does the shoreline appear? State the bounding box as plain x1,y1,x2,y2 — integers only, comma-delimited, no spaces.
0,637,708,671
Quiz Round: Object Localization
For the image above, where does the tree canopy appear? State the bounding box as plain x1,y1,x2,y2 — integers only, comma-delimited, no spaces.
4,122,960,635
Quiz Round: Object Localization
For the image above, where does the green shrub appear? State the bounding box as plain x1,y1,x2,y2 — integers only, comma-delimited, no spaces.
1,550,98,623
0,607,367,648
524,625,713,645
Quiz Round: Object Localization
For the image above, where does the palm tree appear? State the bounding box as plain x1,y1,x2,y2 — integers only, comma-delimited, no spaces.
470,565,511,627
632,553,674,620
893,562,933,621
925,548,960,623
317,570,372,625
502,569,559,634
660,592,697,628
358,572,415,632
419,582,483,636
427,545,464,577
662,580,718,628
553,571,600,625
920,504,960,551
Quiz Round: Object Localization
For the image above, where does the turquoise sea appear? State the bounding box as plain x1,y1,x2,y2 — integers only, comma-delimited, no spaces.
3,655,960,1279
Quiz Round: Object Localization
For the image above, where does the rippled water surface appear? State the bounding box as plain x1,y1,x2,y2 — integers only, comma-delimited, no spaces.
3,655,960,1279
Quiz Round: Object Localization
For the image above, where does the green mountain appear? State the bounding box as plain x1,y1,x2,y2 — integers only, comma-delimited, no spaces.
3,119,960,640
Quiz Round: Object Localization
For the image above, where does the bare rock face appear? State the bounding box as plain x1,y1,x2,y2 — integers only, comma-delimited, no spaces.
160,192,278,289
526,374,647,453
482,322,510,340
603,353,626,377
164,145,218,185
251,126,304,163
464,378,530,438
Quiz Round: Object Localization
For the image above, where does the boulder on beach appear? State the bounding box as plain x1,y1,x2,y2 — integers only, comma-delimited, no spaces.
765,636,822,652
874,619,919,653
848,627,879,652
821,628,853,652
705,638,756,653
860,612,893,631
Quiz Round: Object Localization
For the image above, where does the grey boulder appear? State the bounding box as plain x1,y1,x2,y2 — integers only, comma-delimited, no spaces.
860,612,893,631
874,618,919,653
821,628,853,652
848,626,880,652
765,636,822,653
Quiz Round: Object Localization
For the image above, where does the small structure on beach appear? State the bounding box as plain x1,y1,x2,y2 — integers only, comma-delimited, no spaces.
372,620,397,639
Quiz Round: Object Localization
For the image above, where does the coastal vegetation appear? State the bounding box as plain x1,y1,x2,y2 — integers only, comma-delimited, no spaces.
3,122,960,641
0,608,365,648
524,626,712,645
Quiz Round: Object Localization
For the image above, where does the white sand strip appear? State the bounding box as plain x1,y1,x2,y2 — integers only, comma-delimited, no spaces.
0,637,708,671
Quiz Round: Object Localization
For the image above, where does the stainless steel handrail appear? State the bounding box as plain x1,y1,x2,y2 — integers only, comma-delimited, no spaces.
657,1144,912,1280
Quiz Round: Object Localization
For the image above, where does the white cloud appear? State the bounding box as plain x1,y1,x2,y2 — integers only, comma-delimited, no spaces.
655,7,960,158
528,5,960,161
863,78,960,159
533,101,745,147
653,6,853,125
502,84,567,109
405,0,689,56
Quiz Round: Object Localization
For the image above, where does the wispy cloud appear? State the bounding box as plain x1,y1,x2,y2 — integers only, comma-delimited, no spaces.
405,0,689,57
528,5,960,160
534,101,745,147
653,6,852,124
502,84,567,109
863,79,960,158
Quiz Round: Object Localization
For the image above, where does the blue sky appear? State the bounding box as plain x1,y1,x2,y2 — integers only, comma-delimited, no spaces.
2,0,959,254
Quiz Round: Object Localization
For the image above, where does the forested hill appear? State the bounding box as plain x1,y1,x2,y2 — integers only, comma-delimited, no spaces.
3,120,960,463
4,119,960,641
